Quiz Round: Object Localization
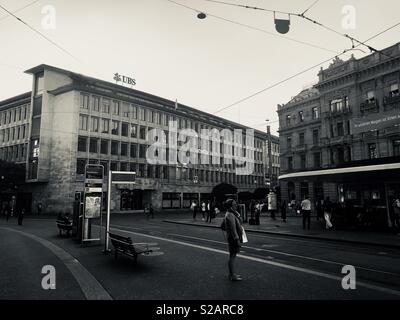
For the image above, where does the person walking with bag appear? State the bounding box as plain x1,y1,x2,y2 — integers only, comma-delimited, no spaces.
222,199,246,281
323,197,333,230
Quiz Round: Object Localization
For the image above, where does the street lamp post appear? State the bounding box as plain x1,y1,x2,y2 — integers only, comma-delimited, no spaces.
266,119,273,190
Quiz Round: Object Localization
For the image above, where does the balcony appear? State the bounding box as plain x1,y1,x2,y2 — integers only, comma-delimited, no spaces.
360,101,379,116
384,94,400,111
323,106,352,118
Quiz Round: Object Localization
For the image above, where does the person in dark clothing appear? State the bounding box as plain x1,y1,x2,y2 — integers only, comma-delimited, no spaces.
223,199,243,281
281,200,287,222
17,209,25,226
316,199,323,221
5,205,11,222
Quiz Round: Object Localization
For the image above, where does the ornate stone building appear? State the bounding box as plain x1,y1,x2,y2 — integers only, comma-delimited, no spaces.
278,42,400,229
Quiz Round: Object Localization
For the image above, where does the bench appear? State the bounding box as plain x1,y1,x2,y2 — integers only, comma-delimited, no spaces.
56,219,73,237
108,232,153,263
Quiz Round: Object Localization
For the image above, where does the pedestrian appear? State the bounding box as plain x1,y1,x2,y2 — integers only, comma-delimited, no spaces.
206,201,213,223
222,199,244,281
201,201,206,221
37,202,42,216
191,201,198,220
148,204,154,219
316,199,323,221
254,202,261,225
17,208,25,226
323,197,333,230
392,196,400,235
281,200,287,222
5,204,10,222
301,195,312,230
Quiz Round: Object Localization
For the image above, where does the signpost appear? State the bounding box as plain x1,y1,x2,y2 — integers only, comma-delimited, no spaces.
82,164,104,244
104,171,136,252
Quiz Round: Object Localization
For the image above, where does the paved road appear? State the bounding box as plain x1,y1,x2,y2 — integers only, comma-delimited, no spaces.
0,215,399,299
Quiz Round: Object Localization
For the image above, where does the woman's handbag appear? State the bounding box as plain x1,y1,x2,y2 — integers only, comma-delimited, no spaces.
241,226,248,243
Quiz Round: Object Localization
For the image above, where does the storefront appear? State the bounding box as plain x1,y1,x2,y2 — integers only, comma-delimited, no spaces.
279,157,400,230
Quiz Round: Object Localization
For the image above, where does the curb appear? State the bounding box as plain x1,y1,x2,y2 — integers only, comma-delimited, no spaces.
163,220,400,250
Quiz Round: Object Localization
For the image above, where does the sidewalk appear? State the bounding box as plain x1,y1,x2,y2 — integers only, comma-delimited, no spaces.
162,212,400,249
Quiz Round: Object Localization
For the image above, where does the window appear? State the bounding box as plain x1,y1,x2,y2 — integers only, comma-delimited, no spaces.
368,143,377,159
286,115,291,126
298,111,304,122
121,143,128,156
154,112,160,124
91,117,99,132
288,157,293,170
17,108,21,121
287,136,292,150
393,139,400,156
312,129,319,145
80,94,89,109
390,83,399,97
130,124,137,138
79,115,88,131
337,147,345,163
312,107,319,119
139,144,146,158
121,122,129,137
330,98,343,112
76,159,86,174
93,96,100,112
139,107,145,121
110,162,118,171
299,132,305,146
300,154,306,169
111,141,119,155
130,163,137,172
101,118,109,133
100,140,109,154
147,110,153,123
139,126,146,140
78,136,87,152
122,103,130,117
112,100,120,115
100,160,108,175
138,164,145,177
131,105,137,119
111,120,119,135
346,120,351,135
89,138,98,153
337,122,344,136
120,162,128,171
313,152,321,168
130,144,137,158
366,90,375,103
102,98,110,113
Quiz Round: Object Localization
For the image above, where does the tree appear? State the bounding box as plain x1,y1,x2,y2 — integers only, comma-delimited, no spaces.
211,183,238,202
0,160,25,193
253,187,269,200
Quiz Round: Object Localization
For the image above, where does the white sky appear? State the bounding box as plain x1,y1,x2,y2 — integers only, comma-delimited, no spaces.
0,0,399,135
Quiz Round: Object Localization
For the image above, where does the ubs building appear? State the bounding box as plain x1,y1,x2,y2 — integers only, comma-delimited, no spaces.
0,65,271,214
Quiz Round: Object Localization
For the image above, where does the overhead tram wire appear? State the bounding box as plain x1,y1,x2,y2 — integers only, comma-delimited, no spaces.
0,0,42,22
202,0,395,60
300,0,321,15
164,0,339,54
212,21,400,115
0,4,80,62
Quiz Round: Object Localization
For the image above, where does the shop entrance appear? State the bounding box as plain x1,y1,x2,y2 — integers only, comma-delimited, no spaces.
120,189,143,210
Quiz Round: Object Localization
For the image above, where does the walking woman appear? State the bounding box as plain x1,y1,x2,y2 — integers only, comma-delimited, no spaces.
223,199,244,281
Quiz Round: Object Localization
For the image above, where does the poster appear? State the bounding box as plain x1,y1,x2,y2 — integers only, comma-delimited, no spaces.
85,196,101,218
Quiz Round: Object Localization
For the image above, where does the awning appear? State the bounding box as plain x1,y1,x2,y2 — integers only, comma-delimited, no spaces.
279,162,400,181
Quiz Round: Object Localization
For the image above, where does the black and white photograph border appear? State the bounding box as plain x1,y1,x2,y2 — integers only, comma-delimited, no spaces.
0,0,400,309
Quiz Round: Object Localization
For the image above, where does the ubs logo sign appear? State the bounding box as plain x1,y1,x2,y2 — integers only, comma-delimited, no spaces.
113,73,136,86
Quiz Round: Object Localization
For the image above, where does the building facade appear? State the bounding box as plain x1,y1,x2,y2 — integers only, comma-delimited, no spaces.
278,42,400,228
0,65,277,214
